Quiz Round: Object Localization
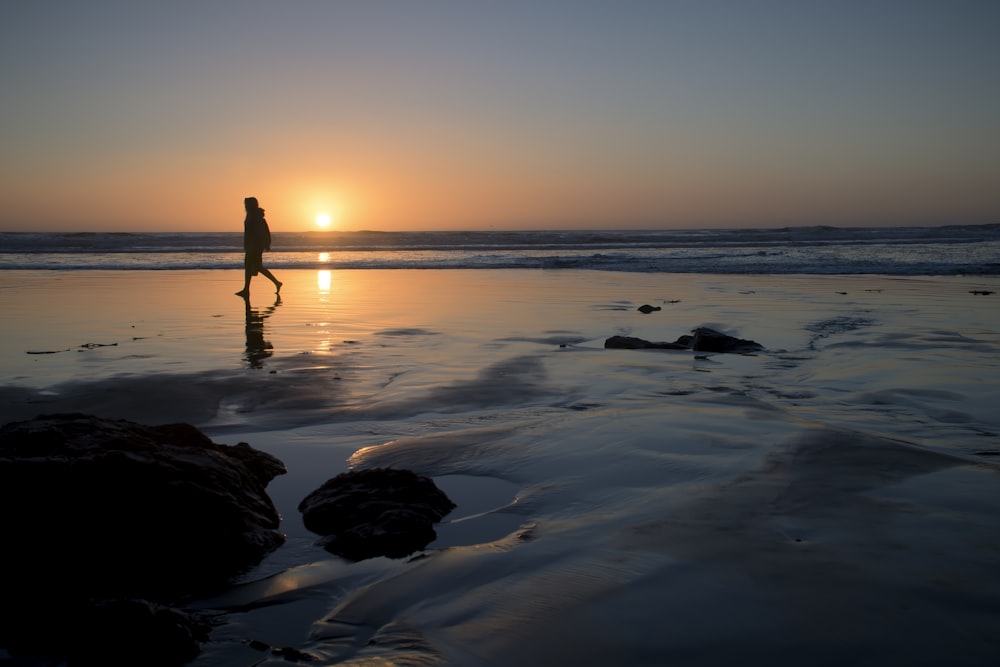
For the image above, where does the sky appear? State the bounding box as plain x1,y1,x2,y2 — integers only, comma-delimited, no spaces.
2,1,998,233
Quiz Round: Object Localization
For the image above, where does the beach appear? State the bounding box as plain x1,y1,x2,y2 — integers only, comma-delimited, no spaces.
2,268,1000,665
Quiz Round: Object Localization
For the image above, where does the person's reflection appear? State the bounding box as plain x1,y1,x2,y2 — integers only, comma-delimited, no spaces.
243,294,281,368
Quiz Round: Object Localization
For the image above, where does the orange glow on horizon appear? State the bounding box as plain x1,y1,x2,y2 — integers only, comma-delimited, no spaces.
3,157,997,233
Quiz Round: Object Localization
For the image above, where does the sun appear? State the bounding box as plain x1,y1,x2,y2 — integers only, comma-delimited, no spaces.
315,213,332,229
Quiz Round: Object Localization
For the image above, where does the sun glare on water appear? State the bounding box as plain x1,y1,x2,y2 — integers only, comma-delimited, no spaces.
315,213,332,229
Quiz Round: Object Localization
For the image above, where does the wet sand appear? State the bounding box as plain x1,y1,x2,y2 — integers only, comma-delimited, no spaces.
2,269,999,665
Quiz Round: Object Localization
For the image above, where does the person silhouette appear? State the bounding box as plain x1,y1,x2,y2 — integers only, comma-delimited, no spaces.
235,196,282,297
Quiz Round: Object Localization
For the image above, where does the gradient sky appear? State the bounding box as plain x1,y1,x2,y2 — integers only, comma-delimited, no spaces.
2,1,998,232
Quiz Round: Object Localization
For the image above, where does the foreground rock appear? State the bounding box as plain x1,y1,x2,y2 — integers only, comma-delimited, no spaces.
605,327,763,354
0,413,287,664
299,468,456,561
74,599,213,667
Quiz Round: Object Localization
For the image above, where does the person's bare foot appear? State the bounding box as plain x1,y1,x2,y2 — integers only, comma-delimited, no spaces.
235,290,248,297
275,281,283,294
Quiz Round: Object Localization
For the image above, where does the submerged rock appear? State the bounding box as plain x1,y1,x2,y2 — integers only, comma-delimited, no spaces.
299,468,456,561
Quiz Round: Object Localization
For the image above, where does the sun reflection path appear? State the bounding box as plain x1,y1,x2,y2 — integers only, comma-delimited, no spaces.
317,269,332,293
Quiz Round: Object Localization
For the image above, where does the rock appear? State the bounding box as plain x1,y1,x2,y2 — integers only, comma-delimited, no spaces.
604,335,687,350
299,468,456,561
2,598,214,667
674,334,694,347
0,413,286,664
690,327,764,353
74,599,214,667
604,328,763,354
637,304,661,313
0,413,286,598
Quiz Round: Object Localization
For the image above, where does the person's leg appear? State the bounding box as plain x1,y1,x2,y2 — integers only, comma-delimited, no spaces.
235,268,252,296
261,268,282,293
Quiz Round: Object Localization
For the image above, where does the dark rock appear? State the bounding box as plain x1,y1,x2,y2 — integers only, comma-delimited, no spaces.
0,413,286,597
690,327,763,354
604,328,763,354
637,304,661,313
604,335,687,350
75,599,214,667
299,468,456,561
2,598,214,667
0,413,286,665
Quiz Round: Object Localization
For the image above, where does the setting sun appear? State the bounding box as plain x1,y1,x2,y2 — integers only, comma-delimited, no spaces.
315,213,332,229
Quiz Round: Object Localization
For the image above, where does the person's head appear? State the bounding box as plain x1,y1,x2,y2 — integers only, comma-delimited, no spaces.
244,196,259,212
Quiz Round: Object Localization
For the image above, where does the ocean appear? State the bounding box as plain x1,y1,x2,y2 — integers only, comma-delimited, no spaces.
2,223,999,274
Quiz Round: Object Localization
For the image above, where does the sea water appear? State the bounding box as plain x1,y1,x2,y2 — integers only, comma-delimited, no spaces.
1,224,999,274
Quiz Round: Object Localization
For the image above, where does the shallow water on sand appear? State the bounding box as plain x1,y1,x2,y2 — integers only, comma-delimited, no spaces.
2,270,999,665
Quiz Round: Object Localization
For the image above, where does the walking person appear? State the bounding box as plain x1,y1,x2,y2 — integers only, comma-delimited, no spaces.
236,196,282,297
